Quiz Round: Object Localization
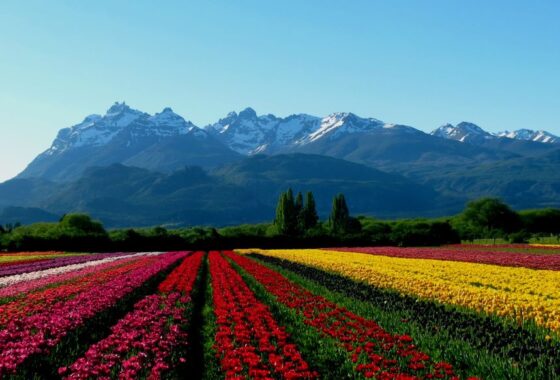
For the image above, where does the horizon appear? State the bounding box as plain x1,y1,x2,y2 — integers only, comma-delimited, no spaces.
1,0,559,181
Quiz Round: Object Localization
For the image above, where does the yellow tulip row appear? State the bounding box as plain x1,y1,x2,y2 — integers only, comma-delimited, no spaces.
530,244,560,248
0,253,78,264
237,248,560,332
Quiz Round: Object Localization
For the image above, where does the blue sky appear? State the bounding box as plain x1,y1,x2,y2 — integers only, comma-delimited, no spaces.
0,1,559,181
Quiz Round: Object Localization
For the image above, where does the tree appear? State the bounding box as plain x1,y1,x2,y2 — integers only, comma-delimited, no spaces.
300,192,319,230
274,189,298,235
59,214,107,236
294,192,303,216
520,208,560,235
328,194,351,234
455,198,521,239
152,226,168,237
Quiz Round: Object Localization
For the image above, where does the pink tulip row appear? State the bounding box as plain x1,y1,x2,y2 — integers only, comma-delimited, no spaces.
446,243,560,251
327,246,560,270
60,251,202,379
0,251,187,376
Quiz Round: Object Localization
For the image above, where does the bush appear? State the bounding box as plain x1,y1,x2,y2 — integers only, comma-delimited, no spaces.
508,230,530,244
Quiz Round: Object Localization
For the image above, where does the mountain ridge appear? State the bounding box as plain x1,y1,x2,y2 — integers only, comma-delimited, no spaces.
431,122,559,145
18,102,560,183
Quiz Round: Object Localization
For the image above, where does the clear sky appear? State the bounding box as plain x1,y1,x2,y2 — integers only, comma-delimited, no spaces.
1,1,559,181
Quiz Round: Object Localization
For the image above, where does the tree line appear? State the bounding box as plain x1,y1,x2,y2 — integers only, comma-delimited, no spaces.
1,193,559,252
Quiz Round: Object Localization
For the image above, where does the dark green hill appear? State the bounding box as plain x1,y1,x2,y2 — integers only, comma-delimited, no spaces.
415,148,560,209
1,155,458,227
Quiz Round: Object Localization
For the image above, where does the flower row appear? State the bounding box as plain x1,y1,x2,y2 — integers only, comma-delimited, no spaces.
0,251,130,278
60,251,203,379
326,246,560,270
210,251,317,379
447,244,560,251
0,251,70,265
0,251,187,375
226,251,461,379
240,249,560,332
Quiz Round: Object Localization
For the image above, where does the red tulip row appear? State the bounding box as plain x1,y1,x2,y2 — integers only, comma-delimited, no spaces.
158,251,204,294
327,246,560,270
224,251,467,380
60,251,203,379
210,251,317,379
0,251,188,376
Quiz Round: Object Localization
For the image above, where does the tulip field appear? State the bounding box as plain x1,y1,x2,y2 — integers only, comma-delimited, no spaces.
0,246,559,379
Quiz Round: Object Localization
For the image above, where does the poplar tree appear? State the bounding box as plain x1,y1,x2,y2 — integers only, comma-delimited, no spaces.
328,193,350,234
301,191,319,229
274,189,298,235
295,192,303,216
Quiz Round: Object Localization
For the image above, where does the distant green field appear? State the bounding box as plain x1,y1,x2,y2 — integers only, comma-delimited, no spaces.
463,237,560,245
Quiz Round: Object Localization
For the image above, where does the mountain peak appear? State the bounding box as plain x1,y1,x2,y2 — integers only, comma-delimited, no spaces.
301,112,383,143
239,107,257,119
106,101,131,115
150,107,190,129
456,121,486,134
431,121,493,143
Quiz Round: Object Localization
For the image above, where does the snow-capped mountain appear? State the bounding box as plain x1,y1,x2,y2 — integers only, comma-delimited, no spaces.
46,102,198,156
301,112,385,144
205,109,388,155
18,102,239,181
431,122,496,144
432,122,559,145
205,107,319,155
497,129,559,144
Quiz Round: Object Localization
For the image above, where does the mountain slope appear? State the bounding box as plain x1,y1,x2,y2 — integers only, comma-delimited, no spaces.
293,125,517,172
213,154,459,219
0,177,57,209
413,148,560,210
